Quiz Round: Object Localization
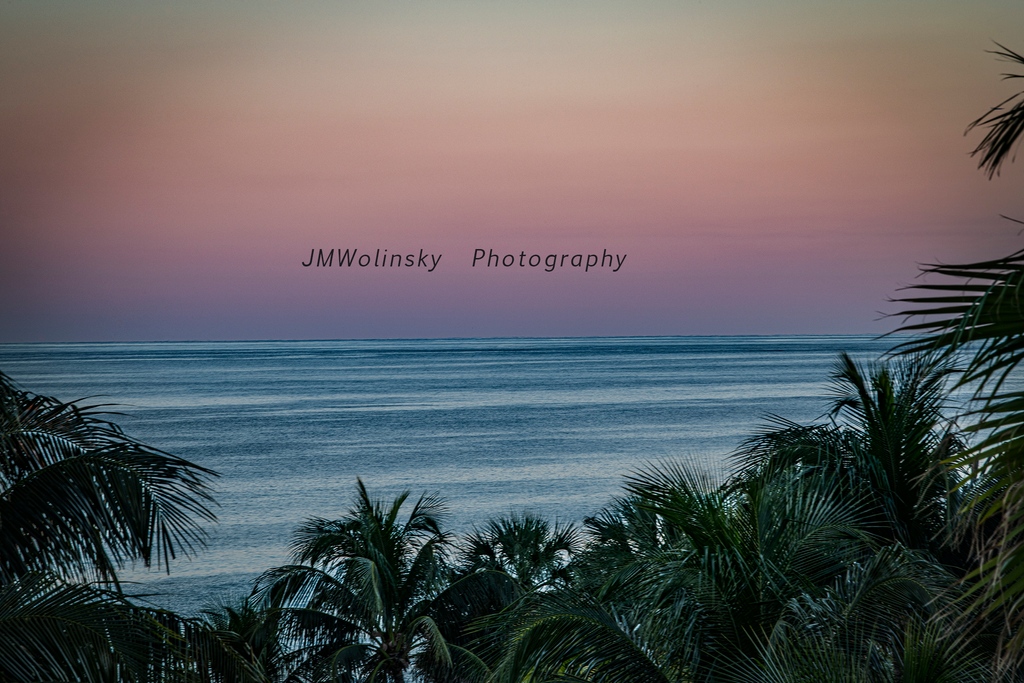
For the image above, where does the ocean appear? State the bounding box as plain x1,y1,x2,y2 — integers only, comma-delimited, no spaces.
0,335,894,614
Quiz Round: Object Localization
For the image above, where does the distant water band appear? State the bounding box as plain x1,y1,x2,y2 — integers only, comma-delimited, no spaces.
0,335,892,613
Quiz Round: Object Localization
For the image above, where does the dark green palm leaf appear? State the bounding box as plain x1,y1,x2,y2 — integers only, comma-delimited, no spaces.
891,249,1024,659
491,590,673,683
967,43,1024,178
0,371,217,583
0,572,258,683
0,573,152,682
734,353,965,555
459,512,582,591
256,481,465,682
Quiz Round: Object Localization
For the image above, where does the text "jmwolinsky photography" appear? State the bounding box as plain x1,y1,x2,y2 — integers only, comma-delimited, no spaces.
301,248,627,273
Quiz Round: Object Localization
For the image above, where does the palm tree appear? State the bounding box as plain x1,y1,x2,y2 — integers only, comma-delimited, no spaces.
458,512,582,591
255,480,491,683
0,370,226,680
571,494,680,598
490,587,675,683
893,249,1024,661
497,460,991,683
200,593,301,683
492,460,892,683
724,602,990,683
490,373,994,683
889,41,1024,665
734,352,967,560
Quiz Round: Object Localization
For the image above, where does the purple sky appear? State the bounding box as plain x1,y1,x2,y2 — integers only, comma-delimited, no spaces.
3,1,1024,341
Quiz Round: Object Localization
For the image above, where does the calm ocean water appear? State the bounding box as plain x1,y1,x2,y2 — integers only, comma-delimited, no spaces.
0,336,893,613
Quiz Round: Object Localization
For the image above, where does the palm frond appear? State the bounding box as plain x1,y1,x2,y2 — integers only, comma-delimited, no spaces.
891,249,1024,661
0,573,151,682
967,43,1024,178
491,590,672,683
0,573,260,682
0,371,217,583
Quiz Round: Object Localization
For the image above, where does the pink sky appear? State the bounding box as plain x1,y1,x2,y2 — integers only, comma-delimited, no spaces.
3,1,1024,340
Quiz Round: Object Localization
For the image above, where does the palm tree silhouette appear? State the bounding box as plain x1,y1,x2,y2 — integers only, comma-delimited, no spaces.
257,480,497,683
492,459,896,683
458,512,582,591
734,352,966,558
892,41,1024,664
0,370,226,680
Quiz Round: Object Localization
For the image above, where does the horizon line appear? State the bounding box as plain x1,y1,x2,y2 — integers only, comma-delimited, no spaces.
0,332,900,345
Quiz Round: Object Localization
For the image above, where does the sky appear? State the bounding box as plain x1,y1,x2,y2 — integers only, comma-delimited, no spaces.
3,0,1024,341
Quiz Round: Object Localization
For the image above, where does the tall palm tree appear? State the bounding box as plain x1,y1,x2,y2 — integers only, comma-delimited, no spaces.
256,480,490,683
734,352,967,560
